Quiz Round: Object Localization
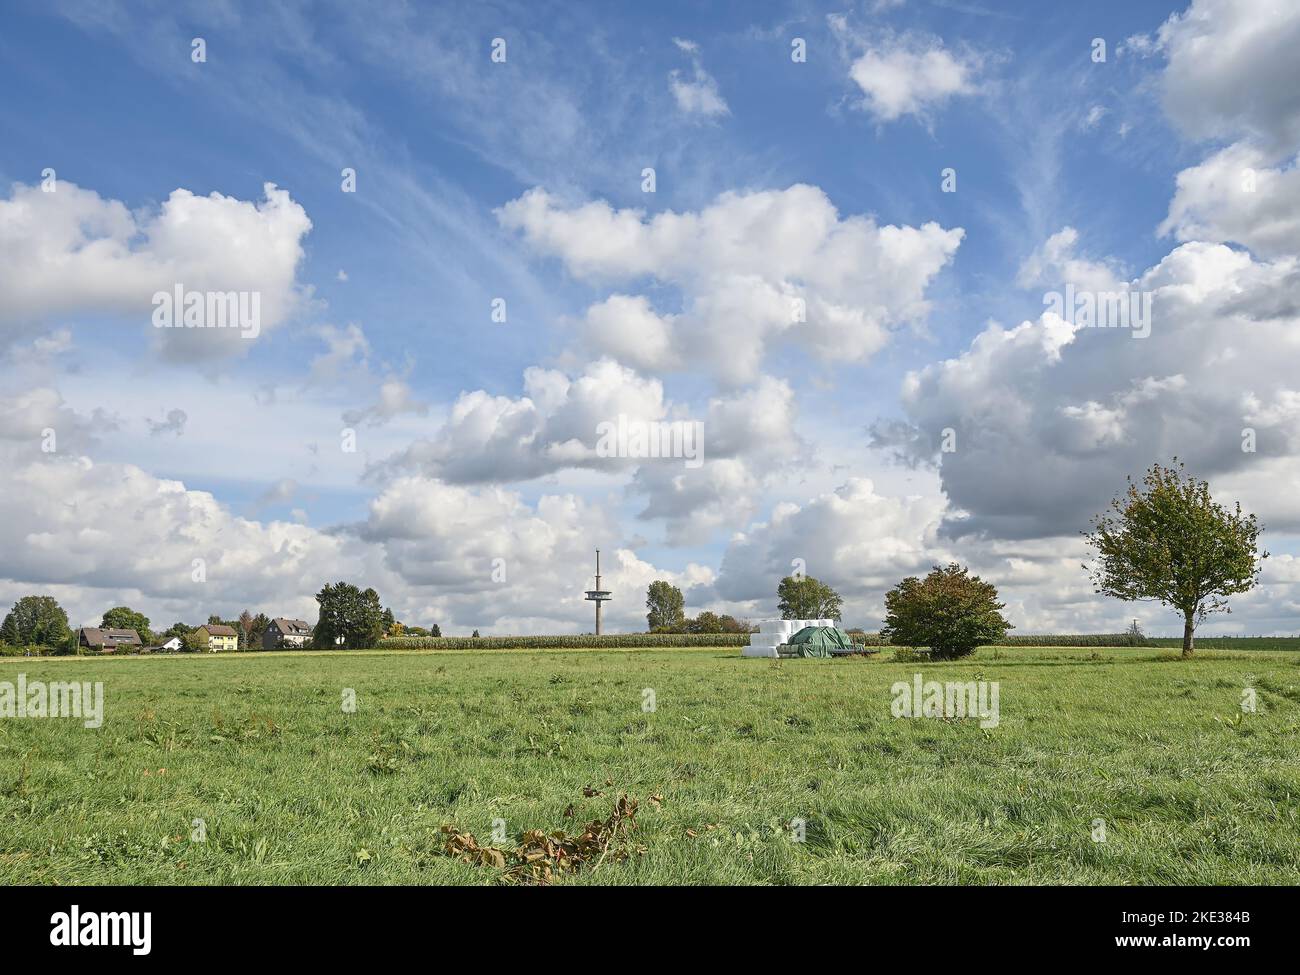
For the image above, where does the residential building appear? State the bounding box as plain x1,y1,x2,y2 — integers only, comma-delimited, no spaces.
194,623,238,653
78,628,143,653
262,618,313,650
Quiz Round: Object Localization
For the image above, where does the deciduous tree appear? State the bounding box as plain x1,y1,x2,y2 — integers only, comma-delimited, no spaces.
776,576,843,621
312,583,384,649
645,580,686,632
1,596,72,651
102,606,152,644
1084,461,1265,657
686,611,724,634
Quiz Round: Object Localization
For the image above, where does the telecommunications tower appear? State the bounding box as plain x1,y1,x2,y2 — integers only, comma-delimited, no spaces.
584,549,612,635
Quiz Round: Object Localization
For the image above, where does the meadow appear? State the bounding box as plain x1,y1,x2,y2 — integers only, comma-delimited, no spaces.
1,645,1297,885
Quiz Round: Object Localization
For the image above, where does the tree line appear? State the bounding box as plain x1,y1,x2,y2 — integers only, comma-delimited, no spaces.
2,463,1267,658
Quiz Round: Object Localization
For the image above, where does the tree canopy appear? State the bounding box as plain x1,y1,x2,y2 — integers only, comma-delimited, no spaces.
249,612,271,647
101,606,152,644
881,563,1011,660
1084,460,1265,657
777,575,843,621
312,583,384,649
1,596,72,650
646,580,686,632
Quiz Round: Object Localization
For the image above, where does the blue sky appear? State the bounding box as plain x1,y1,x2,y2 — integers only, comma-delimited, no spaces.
2,0,1298,635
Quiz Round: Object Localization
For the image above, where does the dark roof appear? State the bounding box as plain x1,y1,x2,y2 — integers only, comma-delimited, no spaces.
79,627,142,647
273,618,312,634
200,624,237,636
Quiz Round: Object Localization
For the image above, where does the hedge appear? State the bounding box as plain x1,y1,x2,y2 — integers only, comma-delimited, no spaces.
0,644,57,657
377,633,751,651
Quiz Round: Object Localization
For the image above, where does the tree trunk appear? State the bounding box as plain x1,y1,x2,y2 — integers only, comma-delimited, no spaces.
1182,616,1195,658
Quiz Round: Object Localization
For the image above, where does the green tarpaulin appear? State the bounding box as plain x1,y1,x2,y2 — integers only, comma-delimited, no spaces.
786,625,854,658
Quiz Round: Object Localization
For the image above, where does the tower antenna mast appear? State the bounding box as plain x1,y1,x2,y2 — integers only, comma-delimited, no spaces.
584,548,612,635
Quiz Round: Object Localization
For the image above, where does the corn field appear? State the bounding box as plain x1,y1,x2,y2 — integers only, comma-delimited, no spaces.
378,633,750,650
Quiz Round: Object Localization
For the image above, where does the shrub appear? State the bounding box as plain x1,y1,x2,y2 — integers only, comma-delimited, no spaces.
0,643,48,657
882,564,1012,661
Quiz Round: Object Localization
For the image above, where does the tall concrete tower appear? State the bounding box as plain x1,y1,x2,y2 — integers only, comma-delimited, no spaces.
584,548,612,635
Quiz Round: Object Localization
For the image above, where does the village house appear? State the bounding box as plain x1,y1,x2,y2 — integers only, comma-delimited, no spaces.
194,623,238,653
146,636,184,653
262,618,313,650
77,628,143,653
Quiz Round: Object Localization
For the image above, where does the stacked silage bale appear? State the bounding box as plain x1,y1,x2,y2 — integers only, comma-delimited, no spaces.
743,618,851,657
742,618,796,657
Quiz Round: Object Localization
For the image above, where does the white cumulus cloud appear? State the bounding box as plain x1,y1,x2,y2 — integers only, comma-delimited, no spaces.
499,184,962,384
840,32,981,123
0,181,312,360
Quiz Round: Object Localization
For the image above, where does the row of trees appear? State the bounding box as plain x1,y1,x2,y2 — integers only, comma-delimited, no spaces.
644,575,847,634
644,581,752,634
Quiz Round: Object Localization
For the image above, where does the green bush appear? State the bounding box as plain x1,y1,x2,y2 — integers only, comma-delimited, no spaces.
882,564,1012,660
0,643,50,657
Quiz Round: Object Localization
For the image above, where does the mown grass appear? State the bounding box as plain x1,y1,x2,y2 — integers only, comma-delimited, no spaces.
1,645,1297,885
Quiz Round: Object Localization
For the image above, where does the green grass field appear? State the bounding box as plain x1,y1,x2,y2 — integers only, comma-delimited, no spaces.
2,645,1298,885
